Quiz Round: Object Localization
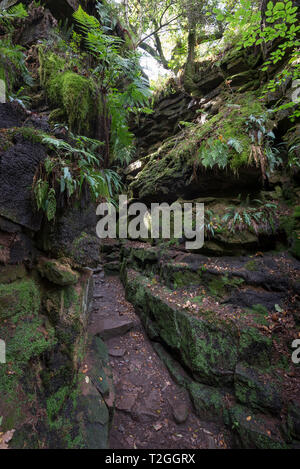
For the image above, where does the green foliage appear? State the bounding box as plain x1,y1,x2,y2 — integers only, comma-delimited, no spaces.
245,113,282,179
204,209,223,239
0,4,31,95
194,95,275,173
39,47,96,135
73,5,151,164
33,131,122,221
0,3,27,29
214,0,300,121
223,199,278,235
199,138,230,169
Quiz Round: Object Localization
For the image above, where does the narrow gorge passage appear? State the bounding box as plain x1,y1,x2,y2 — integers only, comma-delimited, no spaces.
89,269,229,450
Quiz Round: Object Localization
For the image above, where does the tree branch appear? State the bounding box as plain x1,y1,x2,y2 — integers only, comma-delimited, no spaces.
136,14,180,47
138,41,170,69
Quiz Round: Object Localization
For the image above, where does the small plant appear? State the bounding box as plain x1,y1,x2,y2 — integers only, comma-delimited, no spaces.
232,421,239,430
193,295,205,305
288,143,300,169
246,114,281,179
73,6,151,166
223,199,278,235
199,135,245,171
33,132,122,221
0,3,31,94
204,210,223,239
199,138,230,170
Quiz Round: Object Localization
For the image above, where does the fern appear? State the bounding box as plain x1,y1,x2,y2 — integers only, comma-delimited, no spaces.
73,6,150,165
33,130,122,220
200,139,229,169
0,3,27,26
246,113,281,179
227,138,243,154
35,179,49,211
46,189,57,222
223,200,278,235
0,4,31,93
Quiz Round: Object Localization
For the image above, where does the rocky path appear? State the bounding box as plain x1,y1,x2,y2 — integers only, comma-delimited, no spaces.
88,269,229,450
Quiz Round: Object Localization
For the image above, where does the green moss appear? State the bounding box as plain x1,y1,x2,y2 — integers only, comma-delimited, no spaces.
0,129,14,153
39,48,97,134
244,304,269,326
234,363,282,414
9,126,45,144
294,206,300,219
44,283,85,357
229,404,287,449
39,49,67,88
188,381,230,423
52,71,96,134
239,327,272,368
0,279,56,413
47,386,70,421
208,274,244,298
244,260,259,271
172,269,202,289
130,92,268,200
38,259,79,286
0,278,41,322
49,108,67,126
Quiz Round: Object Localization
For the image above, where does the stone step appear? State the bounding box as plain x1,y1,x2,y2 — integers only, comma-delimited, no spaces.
95,318,134,340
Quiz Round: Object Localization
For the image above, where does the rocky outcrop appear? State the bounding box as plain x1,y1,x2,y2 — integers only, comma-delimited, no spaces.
119,241,300,449
0,102,104,447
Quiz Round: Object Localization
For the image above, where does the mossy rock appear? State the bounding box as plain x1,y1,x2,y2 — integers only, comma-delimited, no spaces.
287,400,300,441
90,337,110,397
70,233,101,267
0,264,26,284
124,269,239,386
129,92,267,202
0,278,56,431
280,207,300,260
161,263,203,289
229,404,287,449
234,363,283,415
39,48,97,134
132,246,160,264
239,327,272,368
188,381,231,424
76,393,110,449
37,258,79,286
44,283,86,352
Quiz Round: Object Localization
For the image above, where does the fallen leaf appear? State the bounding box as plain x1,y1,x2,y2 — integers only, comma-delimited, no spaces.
0,429,15,449
153,423,163,431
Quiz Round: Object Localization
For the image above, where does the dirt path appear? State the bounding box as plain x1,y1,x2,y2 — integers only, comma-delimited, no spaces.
88,270,229,449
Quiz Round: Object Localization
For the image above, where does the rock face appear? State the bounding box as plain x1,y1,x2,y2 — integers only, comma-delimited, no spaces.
39,203,101,267
120,242,300,449
0,134,46,231
0,103,103,447
37,257,80,285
